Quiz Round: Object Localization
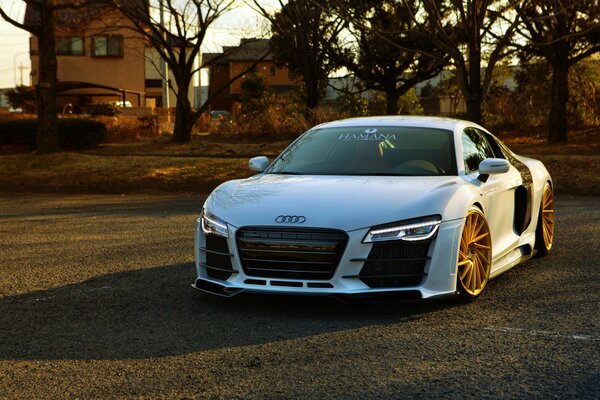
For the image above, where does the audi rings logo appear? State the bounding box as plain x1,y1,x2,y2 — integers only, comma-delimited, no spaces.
275,215,306,224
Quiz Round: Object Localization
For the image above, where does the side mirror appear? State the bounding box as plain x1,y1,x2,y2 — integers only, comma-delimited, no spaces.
249,156,269,172
478,158,510,182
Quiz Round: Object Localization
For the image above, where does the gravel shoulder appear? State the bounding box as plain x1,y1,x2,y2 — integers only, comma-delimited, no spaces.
0,193,599,399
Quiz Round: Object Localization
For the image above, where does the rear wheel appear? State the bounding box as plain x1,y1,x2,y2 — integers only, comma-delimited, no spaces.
536,183,554,256
456,208,492,301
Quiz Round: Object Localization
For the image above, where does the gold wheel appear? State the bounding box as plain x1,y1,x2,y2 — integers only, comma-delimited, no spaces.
457,208,492,299
536,183,554,256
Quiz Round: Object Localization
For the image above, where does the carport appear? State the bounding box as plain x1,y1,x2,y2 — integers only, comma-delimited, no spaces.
55,81,145,106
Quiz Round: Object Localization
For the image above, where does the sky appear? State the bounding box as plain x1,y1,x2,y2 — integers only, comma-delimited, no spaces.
0,1,29,88
0,1,274,89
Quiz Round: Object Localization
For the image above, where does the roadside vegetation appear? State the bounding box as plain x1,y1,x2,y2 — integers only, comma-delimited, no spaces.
2,0,598,153
0,62,599,195
0,0,598,196
0,108,597,195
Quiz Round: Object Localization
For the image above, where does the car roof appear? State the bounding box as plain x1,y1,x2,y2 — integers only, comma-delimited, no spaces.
314,116,474,131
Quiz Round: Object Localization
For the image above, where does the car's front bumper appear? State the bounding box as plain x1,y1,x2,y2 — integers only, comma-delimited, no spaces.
193,218,464,301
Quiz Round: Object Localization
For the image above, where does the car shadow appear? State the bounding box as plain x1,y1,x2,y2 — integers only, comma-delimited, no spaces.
0,262,459,361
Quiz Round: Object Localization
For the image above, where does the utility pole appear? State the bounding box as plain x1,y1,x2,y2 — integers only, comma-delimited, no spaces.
18,63,26,85
13,51,29,87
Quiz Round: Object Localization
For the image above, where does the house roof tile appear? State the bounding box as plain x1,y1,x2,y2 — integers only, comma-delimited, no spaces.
202,38,272,65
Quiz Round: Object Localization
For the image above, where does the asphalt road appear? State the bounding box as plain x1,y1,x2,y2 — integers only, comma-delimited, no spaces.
0,193,598,399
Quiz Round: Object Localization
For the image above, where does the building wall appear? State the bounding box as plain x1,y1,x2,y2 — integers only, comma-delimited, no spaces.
144,47,195,109
229,61,294,94
207,63,232,111
30,8,145,106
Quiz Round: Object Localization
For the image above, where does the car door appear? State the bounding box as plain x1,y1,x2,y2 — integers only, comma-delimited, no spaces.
460,128,522,260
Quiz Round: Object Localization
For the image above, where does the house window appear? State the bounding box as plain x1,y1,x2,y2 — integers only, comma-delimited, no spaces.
269,66,276,77
56,36,84,56
92,35,123,57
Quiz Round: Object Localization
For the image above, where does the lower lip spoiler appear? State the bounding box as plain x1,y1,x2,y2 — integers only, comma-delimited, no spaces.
192,278,455,303
192,279,243,297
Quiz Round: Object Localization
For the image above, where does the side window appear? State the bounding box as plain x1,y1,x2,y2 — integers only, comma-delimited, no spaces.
477,129,506,159
461,128,495,173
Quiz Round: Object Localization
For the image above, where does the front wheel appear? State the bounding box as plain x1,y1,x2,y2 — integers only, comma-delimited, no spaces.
456,207,492,301
535,183,555,256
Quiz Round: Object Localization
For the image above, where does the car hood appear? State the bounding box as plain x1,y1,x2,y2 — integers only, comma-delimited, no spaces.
204,174,466,232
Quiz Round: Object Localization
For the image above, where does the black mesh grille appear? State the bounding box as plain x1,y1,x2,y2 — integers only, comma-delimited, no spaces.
360,241,430,288
205,235,233,280
236,227,348,280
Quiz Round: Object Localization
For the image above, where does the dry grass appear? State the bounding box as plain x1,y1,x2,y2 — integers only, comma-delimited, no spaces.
0,127,597,195
95,115,161,143
533,155,600,196
502,127,600,156
501,127,600,196
88,135,289,158
0,153,251,193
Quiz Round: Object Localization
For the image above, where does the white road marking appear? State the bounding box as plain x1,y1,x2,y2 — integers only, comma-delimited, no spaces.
484,326,600,342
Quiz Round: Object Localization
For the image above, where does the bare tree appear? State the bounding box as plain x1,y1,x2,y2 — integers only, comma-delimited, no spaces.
253,0,346,113
412,0,519,124
1,0,125,153
335,0,449,115
1,0,61,153
514,0,600,143
117,0,266,143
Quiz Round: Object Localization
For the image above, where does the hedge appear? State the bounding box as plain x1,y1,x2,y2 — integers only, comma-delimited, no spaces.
0,117,107,150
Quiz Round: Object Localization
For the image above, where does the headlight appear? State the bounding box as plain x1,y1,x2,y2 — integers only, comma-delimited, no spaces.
199,209,229,238
364,215,441,243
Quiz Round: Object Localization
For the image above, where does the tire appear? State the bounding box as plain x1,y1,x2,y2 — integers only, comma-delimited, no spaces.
535,182,555,257
456,207,492,302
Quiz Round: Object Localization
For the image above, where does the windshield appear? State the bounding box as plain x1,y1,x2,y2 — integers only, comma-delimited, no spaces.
267,126,456,176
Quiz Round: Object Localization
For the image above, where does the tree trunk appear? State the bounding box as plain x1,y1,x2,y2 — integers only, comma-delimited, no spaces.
171,76,193,143
549,59,569,144
305,78,319,110
36,0,60,154
385,90,400,115
465,94,482,124
464,18,482,125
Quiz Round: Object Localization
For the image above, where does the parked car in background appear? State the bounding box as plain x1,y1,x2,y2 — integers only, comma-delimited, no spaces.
110,100,132,108
210,110,231,122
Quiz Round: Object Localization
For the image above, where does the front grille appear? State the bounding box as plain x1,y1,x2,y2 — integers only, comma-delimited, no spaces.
236,227,348,280
359,241,430,288
205,235,234,280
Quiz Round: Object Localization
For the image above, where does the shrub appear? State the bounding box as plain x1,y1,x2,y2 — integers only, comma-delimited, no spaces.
206,98,338,140
96,115,160,142
0,117,37,147
0,117,106,149
137,115,159,134
337,91,369,117
5,85,36,113
397,89,424,115
193,112,212,134
59,119,107,149
89,103,121,117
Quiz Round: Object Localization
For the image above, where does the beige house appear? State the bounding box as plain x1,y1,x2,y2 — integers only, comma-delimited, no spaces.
144,47,195,109
26,3,146,109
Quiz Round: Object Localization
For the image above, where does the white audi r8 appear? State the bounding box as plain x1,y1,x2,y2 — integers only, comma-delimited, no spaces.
193,116,554,301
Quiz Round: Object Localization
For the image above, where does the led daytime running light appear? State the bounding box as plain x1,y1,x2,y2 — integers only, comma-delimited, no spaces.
201,210,228,237
365,217,441,243
369,220,440,236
